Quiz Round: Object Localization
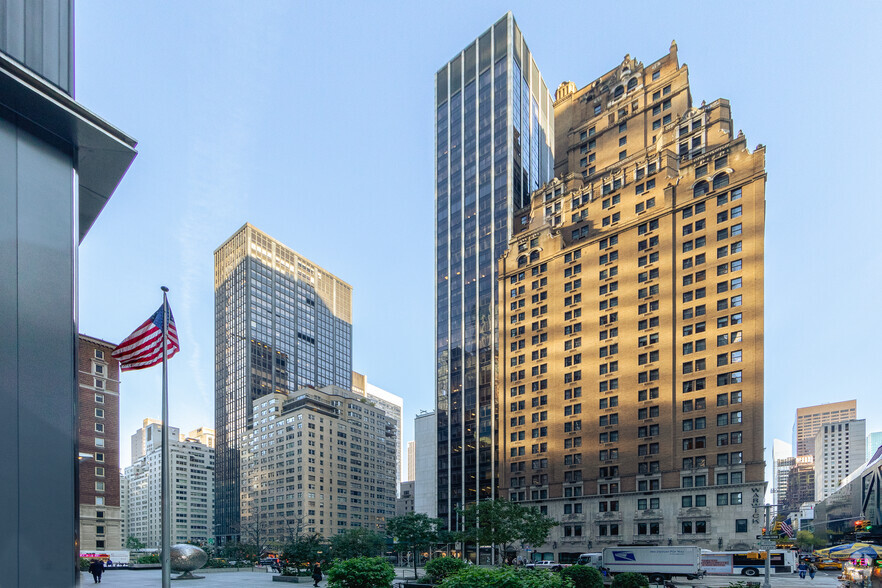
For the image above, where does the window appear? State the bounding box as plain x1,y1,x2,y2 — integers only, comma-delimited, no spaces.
736,519,748,533
95,423,104,433
95,481,105,492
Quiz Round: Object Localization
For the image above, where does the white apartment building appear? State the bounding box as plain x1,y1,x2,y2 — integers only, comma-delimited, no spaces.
414,410,437,518
814,419,866,502
123,421,214,547
240,386,397,541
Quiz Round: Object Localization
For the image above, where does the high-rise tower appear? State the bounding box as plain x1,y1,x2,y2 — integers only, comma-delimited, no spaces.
498,45,768,557
214,223,353,543
434,12,554,532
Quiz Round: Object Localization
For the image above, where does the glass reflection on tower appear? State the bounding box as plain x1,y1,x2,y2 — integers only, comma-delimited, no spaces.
435,12,553,532
214,224,352,543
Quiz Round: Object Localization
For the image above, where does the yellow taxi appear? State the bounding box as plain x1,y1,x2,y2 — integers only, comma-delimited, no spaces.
816,559,842,570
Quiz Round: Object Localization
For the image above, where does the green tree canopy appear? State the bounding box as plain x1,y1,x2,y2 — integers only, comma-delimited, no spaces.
326,556,395,588
283,532,325,574
330,527,385,560
125,535,145,551
610,572,649,588
457,499,558,560
387,512,440,579
561,565,604,588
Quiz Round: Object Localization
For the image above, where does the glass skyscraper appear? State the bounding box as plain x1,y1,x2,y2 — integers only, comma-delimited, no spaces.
214,223,353,542
434,13,554,531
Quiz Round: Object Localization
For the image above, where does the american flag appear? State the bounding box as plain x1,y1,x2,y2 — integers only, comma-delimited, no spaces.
112,303,180,371
780,518,794,538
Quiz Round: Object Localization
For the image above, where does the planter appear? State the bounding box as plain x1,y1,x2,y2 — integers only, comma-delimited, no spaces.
272,576,313,583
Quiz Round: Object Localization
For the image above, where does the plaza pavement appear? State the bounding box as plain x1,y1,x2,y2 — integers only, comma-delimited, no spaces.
79,567,844,587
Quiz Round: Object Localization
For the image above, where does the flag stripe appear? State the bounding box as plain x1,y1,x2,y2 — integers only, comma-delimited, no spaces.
111,303,180,371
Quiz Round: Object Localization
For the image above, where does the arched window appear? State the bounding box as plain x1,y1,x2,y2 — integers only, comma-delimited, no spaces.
614,85,624,98
518,255,528,268
693,181,709,198
713,173,730,190
529,250,540,263
627,77,638,90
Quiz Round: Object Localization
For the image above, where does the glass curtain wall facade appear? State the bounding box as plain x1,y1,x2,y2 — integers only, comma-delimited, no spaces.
214,223,353,543
435,12,554,531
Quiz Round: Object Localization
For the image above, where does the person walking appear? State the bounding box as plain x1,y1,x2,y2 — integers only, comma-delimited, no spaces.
808,563,816,579
798,560,808,579
88,559,104,583
312,562,323,587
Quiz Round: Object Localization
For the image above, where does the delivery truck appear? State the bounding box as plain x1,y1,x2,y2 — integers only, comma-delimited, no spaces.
601,546,704,583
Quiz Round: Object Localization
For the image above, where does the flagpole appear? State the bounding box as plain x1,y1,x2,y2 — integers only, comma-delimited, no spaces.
161,286,171,588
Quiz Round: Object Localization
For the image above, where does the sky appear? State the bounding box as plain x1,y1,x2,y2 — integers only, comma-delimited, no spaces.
74,1,882,481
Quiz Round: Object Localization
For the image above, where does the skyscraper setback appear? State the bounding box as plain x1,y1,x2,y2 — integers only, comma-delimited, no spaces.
498,44,767,555
214,223,353,543
434,12,555,531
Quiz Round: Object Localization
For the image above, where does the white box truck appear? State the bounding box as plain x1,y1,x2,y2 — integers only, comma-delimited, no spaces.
601,546,703,583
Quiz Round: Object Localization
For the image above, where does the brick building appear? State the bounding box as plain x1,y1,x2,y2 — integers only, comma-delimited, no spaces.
498,44,766,560
78,335,123,551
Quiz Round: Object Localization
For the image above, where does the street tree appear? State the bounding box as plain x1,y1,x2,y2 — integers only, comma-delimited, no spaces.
387,512,440,579
457,499,558,563
330,527,386,560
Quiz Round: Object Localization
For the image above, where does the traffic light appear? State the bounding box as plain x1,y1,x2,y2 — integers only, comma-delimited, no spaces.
761,527,767,535
854,520,872,532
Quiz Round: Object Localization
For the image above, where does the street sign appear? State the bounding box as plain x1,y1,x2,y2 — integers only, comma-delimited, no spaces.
758,541,776,549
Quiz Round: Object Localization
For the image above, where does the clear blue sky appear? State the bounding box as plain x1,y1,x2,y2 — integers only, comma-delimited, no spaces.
75,1,882,479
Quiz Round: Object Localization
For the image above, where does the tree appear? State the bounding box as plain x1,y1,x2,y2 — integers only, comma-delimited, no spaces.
125,535,145,551
424,557,468,583
240,516,272,559
387,512,440,579
457,499,558,563
610,572,649,588
561,565,604,588
326,556,396,588
517,506,559,553
459,499,521,560
283,532,325,575
330,528,385,560
795,530,827,550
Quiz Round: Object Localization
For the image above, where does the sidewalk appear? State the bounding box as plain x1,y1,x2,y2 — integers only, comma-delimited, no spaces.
80,566,422,587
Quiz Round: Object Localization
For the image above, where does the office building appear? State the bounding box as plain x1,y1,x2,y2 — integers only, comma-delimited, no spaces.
868,432,882,462
0,2,136,583
775,457,796,513
214,223,353,543
784,455,815,513
498,44,766,558
78,335,123,551
814,419,866,502
123,421,214,547
772,439,792,514
397,481,415,517
353,371,403,489
406,441,416,482
186,427,216,449
239,386,397,540
131,418,177,461
414,410,438,517
793,400,856,457
434,12,555,531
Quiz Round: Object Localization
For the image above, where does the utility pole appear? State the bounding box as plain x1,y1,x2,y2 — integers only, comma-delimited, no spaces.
763,504,772,588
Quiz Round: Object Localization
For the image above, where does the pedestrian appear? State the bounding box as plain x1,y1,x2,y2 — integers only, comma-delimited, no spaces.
808,563,816,580
312,562,322,587
106,559,113,568
798,560,808,579
88,559,104,583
